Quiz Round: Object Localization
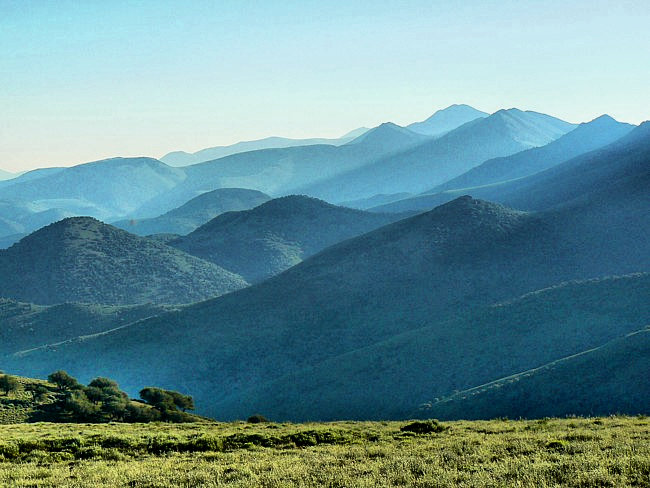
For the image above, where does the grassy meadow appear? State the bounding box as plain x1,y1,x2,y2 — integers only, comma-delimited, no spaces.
0,416,648,487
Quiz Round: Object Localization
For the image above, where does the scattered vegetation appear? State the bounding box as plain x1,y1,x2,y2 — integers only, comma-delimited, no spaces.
1,372,199,424
0,416,647,487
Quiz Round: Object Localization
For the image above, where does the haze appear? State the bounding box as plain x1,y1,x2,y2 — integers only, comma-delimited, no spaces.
1,0,649,172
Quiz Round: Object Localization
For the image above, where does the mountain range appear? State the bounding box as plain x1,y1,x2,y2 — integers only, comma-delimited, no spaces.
372,118,647,214
7,159,647,419
0,299,171,357
160,128,370,166
1,103,647,422
298,108,576,202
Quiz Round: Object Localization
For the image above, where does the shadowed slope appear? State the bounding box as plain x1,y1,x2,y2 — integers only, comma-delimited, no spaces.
422,327,650,420
221,274,649,420
0,299,172,356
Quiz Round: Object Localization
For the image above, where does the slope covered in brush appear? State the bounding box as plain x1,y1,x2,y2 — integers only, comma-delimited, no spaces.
0,217,248,305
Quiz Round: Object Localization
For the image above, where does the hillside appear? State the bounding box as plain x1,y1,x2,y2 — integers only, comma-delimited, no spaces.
372,121,650,214
160,129,368,166
0,299,171,356
112,188,270,236
299,109,576,202
422,327,650,420
430,114,635,193
0,217,248,305
223,274,650,420
6,180,648,420
0,374,58,424
171,195,408,282
407,104,489,136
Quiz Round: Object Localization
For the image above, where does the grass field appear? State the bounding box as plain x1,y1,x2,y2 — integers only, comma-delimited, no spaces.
0,416,648,487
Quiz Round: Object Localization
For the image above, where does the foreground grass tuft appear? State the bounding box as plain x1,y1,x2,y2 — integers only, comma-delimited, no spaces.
0,416,648,487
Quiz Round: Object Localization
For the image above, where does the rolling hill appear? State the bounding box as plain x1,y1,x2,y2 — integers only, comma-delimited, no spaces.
112,188,271,236
299,108,576,202
170,195,409,282
160,128,369,166
6,162,647,422
0,217,248,305
421,326,650,420
407,104,489,136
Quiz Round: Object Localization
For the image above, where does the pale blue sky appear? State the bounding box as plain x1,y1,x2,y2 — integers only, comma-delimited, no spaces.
1,0,649,171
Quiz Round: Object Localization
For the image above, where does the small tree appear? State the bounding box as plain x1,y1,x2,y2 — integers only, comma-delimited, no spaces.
48,370,80,391
0,375,19,396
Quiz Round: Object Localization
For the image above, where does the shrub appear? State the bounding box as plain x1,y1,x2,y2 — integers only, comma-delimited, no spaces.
0,374,19,395
247,414,269,424
400,420,448,434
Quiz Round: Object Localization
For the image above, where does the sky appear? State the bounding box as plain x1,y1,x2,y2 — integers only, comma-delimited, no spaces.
1,0,649,172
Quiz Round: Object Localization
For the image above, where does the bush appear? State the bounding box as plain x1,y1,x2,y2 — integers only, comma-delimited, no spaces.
247,414,269,424
0,374,19,395
400,420,448,434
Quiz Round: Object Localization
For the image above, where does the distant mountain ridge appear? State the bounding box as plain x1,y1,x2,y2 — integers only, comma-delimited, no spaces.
160,129,370,166
0,217,248,305
429,114,635,193
0,157,185,220
112,188,271,236
372,120,649,214
298,108,576,202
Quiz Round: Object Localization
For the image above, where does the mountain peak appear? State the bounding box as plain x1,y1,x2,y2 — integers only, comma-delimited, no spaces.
408,104,488,136
346,122,426,146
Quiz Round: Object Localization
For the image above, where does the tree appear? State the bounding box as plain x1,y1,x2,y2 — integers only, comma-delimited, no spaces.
88,377,119,390
0,375,19,396
167,391,195,412
139,387,195,419
48,370,80,391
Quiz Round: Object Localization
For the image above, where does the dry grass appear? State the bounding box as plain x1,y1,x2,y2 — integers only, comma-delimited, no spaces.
0,416,648,487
